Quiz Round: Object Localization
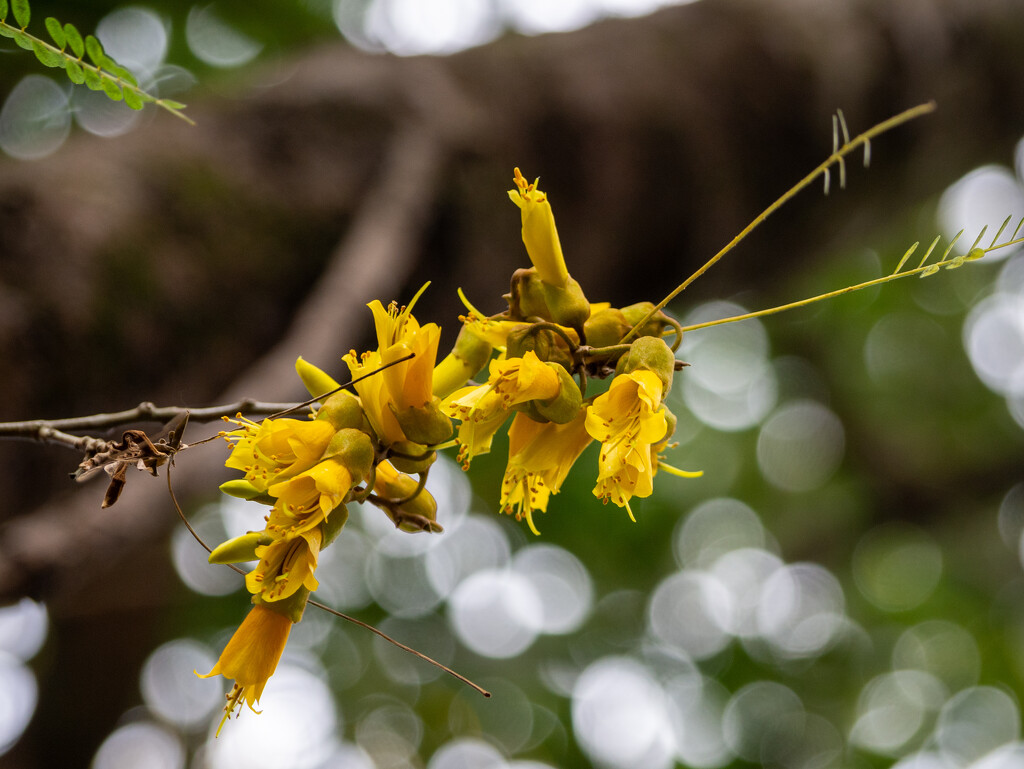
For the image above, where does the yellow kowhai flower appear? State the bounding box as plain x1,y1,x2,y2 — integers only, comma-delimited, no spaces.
266,457,353,538
344,293,443,446
508,167,569,288
442,351,561,467
223,416,335,493
585,370,668,516
245,528,323,602
500,410,593,535
198,603,292,729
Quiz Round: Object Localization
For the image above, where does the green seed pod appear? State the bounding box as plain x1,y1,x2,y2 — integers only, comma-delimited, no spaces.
208,530,273,564
323,428,375,486
391,399,454,446
315,390,366,432
584,307,632,349
620,335,676,395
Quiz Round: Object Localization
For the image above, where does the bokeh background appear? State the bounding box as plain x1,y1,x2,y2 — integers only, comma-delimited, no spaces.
2,0,1024,767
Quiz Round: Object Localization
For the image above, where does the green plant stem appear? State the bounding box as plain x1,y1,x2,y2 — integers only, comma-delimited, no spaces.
620,101,938,344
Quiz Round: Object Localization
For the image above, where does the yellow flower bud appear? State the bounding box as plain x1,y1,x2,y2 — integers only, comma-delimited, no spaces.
295,356,341,400
219,478,273,504
208,531,273,564
432,325,495,399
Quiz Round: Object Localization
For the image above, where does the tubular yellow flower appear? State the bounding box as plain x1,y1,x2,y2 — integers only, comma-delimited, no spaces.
585,370,668,513
442,351,561,467
508,167,569,288
266,457,354,538
344,295,444,446
198,603,292,724
500,411,593,535
245,528,323,602
343,348,405,445
223,416,335,492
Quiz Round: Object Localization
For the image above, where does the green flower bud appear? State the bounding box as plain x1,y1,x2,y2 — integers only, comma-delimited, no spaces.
619,336,676,395
506,324,576,371
323,428,375,486
208,530,273,564
621,301,671,338
394,486,441,533
295,356,341,400
321,502,349,548
541,276,591,330
315,390,366,431
388,441,437,474
584,307,632,349
533,363,583,424
391,399,454,445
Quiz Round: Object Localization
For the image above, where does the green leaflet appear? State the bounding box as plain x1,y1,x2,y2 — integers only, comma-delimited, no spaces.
0,0,8,22
83,68,102,91
31,39,62,67
84,34,104,67
64,58,85,84
101,77,123,101
63,22,83,57
11,0,28,28
123,87,143,110
44,16,63,48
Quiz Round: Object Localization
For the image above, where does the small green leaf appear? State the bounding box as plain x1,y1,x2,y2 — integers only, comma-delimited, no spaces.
159,99,187,110
100,77,123,102
12,27,32,50
11,0,28,28
32,40,62,67
63,22,83,57
0,0,8,22
64,58,85,84
44,16,64,48
122,87,143,110
85,34,104,66
83,68,102,90
106,62,137,87
0,24,15,38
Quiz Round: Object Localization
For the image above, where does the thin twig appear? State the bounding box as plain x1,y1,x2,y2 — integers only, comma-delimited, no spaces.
620,102,938,344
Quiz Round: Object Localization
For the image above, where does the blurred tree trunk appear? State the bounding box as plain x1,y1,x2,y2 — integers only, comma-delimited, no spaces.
1,0,1023,764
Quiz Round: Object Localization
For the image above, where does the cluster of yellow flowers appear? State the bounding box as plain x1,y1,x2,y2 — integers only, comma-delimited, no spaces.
201,168,698,728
